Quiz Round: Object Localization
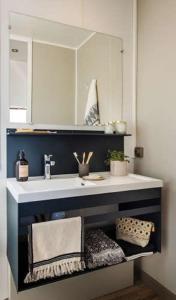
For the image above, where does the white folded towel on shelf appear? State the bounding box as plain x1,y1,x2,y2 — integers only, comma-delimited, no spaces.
84,79,100,126
24,216,85,283
125,251,154,261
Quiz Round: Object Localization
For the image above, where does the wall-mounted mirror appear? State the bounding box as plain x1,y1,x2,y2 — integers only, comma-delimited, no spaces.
9,13,123,127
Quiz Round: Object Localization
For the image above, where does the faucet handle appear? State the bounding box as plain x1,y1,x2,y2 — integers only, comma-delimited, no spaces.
44,154,53,161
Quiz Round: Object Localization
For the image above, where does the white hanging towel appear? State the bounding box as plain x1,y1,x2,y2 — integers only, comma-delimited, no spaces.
84,79,100,126
24,216,85,283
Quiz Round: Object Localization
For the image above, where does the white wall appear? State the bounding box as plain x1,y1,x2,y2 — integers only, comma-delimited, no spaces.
136,0,176,294
32,42,75,125
0,0,136,299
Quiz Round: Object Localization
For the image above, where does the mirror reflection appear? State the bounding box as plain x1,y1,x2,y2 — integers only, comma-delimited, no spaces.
9,13,123,126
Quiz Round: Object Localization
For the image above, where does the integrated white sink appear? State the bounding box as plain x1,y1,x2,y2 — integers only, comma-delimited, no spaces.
7,172,163,203
19,176,96,192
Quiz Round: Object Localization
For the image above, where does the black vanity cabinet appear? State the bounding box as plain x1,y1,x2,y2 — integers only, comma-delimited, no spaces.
7,187,161,292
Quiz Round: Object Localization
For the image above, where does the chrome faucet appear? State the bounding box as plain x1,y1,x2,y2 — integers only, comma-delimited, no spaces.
44,154,55,179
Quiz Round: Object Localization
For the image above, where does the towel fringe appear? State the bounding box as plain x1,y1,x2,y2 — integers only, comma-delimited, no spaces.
24,260,85,283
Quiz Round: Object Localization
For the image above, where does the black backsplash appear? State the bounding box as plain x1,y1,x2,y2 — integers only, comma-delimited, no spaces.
7,132,125,178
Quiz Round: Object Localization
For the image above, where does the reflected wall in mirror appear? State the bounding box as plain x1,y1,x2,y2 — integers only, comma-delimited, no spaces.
9,13,123,127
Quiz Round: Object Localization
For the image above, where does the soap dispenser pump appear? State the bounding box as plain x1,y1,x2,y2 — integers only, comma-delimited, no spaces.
16,150,29,182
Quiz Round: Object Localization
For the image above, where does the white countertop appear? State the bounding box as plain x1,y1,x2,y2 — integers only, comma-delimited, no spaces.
6,172,163,203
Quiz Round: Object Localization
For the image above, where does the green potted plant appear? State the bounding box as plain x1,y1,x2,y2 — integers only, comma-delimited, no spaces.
106,150,129,176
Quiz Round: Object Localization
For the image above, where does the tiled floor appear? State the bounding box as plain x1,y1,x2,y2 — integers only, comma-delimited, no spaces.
93,284,160,300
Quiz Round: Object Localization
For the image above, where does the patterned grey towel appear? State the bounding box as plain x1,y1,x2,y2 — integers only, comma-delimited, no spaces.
85,229,125,269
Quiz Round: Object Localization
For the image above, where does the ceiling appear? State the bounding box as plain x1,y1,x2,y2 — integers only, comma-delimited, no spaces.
10,13,94,49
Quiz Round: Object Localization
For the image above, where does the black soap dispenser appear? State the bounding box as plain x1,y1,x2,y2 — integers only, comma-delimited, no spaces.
16,150,29,182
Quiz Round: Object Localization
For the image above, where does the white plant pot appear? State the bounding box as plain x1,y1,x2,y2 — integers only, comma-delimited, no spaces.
110,160,128,176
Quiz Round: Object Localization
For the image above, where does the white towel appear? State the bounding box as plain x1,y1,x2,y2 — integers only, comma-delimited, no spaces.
84,79,100,126
24,217,85,283
125,251,153,261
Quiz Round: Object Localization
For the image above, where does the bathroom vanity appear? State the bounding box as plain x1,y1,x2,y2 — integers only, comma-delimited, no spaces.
4,9,162,300
7,172,163,291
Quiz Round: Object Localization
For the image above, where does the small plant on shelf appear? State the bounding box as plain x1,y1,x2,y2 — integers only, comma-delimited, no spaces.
105,150,129,164
105,150,129,176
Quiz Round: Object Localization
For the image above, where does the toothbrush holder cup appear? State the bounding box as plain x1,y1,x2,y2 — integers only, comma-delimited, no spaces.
79,164,89,177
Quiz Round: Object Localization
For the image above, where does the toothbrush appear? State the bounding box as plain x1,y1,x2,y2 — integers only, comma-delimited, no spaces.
86,152,93,164
73,152,81,164
82,152,86,164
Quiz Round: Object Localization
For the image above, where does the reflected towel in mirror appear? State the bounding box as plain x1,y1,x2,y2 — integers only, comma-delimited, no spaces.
84,79,100,126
